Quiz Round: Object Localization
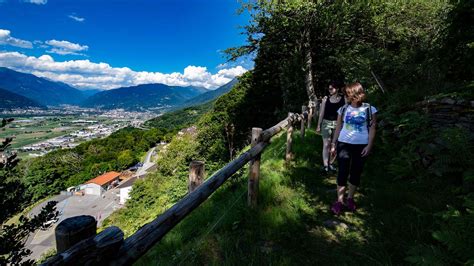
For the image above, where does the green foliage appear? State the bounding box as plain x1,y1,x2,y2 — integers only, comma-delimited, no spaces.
36,248,56,264
0,201,58,265
103,131,205,236
144,101,213,132
103,172,188,237
428,128,474,178
382,111,434,179
1,118,27,223
196,73,253,162
439,0,474,83
1,117,58,265
407,193,474,265
156,133,200,176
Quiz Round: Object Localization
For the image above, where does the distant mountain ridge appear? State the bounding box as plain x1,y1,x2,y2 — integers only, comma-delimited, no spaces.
81,83,208,110
0,67,237,111
0,67,87,106
80,89,103,98
0,87,45,110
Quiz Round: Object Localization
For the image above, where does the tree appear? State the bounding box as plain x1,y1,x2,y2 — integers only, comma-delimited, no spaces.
0,118,58,265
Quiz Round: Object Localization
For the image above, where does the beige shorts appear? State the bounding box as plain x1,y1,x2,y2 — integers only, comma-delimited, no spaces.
321,119,337,139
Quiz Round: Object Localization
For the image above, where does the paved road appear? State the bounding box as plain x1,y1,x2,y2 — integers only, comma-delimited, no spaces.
25,188,122,262
136,147,156,177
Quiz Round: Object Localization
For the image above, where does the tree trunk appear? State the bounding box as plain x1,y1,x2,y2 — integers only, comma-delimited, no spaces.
304,30,316,100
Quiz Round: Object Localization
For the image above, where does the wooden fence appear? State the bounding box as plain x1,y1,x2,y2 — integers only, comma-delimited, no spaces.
41,102,316,266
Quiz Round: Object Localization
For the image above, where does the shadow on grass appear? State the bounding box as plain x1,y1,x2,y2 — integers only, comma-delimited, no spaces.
135,128,453,265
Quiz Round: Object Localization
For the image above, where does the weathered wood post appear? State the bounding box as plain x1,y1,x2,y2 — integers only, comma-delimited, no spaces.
301,105,307,139
308,100,315,128
55,215,97,253
286,113,294,163
44,226,124,265
248,127,262,207
188,160,205,193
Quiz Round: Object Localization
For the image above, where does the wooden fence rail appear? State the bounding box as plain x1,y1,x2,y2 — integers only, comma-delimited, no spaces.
42,106,310,266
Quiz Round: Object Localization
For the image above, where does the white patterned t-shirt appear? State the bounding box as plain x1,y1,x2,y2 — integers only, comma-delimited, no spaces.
337,104,377,144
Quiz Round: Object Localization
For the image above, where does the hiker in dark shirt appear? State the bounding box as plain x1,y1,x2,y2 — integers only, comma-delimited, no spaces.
316,81,345,173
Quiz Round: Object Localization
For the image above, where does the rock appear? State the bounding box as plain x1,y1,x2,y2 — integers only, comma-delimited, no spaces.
456,99,467,105
323,219,349,230
441,98,456,105
471,101,474,108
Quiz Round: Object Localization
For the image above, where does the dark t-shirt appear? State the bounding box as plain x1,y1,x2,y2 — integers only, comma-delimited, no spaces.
323,96,345,121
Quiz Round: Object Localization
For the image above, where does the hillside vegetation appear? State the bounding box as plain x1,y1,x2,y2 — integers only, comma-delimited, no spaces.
133,128,469,265
144,101,213,131
102,0,474,264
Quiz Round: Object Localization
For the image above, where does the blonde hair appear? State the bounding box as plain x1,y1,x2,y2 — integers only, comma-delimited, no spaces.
344,82,366,105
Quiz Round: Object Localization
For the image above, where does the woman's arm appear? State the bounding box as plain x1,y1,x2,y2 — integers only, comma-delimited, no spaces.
330,113,343,153
316,97,326,133
361,113,377,157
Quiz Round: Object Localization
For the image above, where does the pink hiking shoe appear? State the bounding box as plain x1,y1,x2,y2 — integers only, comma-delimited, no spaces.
331,201,344,215
346,198,356,212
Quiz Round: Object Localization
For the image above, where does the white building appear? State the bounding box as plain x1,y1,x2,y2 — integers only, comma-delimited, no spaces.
80,183,104,196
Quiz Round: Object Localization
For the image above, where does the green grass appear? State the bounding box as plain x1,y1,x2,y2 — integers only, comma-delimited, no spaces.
131,127,453,265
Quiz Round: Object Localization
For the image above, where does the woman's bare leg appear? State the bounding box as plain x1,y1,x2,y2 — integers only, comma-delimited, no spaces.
348,183,357,199
322,138,331,167
337,185,345,203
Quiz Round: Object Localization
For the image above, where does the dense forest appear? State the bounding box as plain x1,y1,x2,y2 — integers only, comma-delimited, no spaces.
105,0,473,264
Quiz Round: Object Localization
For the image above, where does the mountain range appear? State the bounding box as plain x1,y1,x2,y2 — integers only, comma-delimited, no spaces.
0,67,239,111
179,78,238,108
0,67,87,106
81,83,208,110
0,87,45,110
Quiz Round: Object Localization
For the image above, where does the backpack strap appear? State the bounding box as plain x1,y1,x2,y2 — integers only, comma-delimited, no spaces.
362,103,372,131
340,104,349,126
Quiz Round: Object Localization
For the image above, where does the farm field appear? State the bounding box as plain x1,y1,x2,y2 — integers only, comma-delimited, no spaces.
0,115,123,158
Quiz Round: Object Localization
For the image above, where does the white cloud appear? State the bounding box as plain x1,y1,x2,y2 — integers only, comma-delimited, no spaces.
23,0,47,4
0,29,33,49
0,51,247,90
68,15,85,22
45,39,88,55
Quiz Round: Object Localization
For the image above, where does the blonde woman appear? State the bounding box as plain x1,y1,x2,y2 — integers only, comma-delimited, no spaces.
330,82,377,215
316,81,345,173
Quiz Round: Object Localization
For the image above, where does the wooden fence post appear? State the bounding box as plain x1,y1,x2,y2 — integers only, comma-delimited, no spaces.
308,105,313,129
286,113,294,163
188,161,205,193
248,127,262,207
308,101,315,128
43,226,124,265
301,105,307,139
55,215,97,253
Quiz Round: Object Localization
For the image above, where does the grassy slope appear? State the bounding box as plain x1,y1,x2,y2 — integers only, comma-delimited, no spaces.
135,127,452,265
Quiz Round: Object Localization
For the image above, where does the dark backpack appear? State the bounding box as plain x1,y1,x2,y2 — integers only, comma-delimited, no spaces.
340,103,372,131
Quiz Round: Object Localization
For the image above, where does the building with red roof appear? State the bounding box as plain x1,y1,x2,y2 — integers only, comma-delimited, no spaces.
82,171,121,196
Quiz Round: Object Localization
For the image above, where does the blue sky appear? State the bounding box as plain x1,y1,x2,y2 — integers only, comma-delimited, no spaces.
0,0,252,89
